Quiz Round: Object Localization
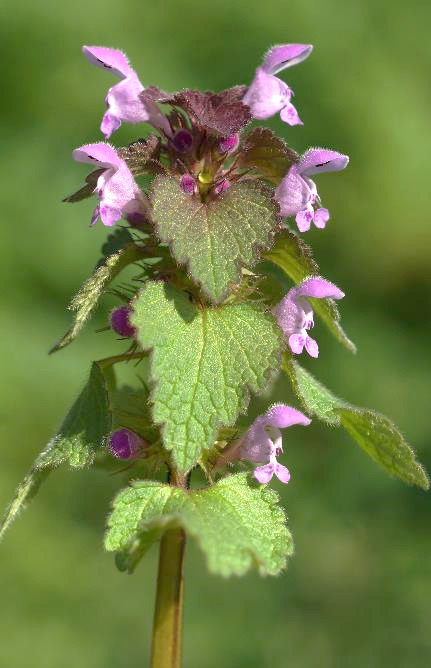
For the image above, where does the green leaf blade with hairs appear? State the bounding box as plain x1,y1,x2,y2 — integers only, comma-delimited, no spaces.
151,176,279,303
131,281,281,473
50,239,143,353
0,362,112,541
106,473,293,576
284,358,429,490
265,230,356,353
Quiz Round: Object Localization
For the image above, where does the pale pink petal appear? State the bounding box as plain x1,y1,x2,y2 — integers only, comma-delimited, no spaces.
73,142,121,169
289,332,306,355
101,112,122,139
82,46,132,78
99,204,122,227
295,206,313,232
105,75,148,126
299,148,349,176
305,334,319,358
274,461,291,484
280,102,303,126
275,168,311,218
273,290,304,336
313,207,330,229
262,44,313,75
243,69,291,120
296,277,345,300
265,404,311,428
254,463,275,484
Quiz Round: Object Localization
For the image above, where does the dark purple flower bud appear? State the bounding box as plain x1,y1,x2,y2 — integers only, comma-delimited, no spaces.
109,428,146,460
180,174,197,195
218,133,239,155
172,129,193,153
110,306,136,338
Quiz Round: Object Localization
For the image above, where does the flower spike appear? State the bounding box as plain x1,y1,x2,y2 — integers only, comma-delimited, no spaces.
275,148,349,231
274,277,345,358
243,43,312,126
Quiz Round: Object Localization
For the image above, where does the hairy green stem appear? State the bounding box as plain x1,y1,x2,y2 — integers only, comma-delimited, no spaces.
150,471,187,668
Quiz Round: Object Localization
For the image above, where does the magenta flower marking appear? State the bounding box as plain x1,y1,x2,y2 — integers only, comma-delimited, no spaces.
110,306,136,338
82,46,171,139
243,43,313,126
238,404,311,484
73,142,147,227
275,148,349,232
273,277,344,357
109,429,146,460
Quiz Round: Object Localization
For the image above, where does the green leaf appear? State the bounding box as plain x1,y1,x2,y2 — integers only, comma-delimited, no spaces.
283,357,342,426
131,281,281,472
106,473,293,576
265,230,356,353
284,358,429,490
50,242,143,353
0,363,112,541
152,176,278,303
237,127,298,184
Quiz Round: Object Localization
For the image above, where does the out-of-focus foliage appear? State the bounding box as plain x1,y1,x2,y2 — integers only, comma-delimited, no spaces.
0,0,430,666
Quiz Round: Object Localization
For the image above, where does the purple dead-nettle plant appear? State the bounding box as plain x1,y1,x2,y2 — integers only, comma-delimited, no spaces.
2,43,428,668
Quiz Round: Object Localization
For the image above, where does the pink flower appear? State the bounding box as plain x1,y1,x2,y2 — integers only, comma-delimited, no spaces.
73,142,147,227
275,148,349,231
238,404,311,484
243,44,313,126
82,46,171,138
274,277,344,357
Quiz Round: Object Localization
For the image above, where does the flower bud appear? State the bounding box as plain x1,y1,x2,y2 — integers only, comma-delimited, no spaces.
214,179,230,195
180,174,197,195
110,306,136,338
109,428,147,460
218,133,240,155
172,129,193,153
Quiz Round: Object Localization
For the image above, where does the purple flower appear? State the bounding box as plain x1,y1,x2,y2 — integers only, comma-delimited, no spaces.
275,148,349,232
238,404,311,484
73,142,147,227
273,277,344,357
82,46,171,139
109,429,146,460
110,306,136,338
243,44,313,126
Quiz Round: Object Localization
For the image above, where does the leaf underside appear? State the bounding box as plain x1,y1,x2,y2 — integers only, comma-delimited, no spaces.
131,281,281,472
284,358,429,490
152,176,279,303
106,473,293,576
264,229,356,353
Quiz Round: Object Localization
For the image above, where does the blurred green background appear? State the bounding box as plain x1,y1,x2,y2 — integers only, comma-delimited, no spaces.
1,0,430,666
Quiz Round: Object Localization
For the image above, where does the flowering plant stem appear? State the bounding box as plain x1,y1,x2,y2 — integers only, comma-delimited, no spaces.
150,472,187,668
